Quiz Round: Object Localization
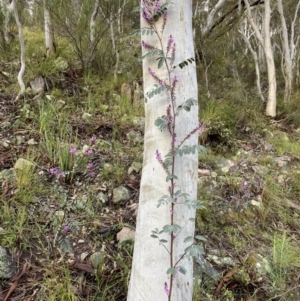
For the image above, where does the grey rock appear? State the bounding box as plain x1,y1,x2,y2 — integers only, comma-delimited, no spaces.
116,226,135,244
0,169,15,182
113,185,130,204
274,156,291,168
216,158,234,174
14,158,35,170
82,112,93,121
90,251,105,270
252,165,269,176
97,192,108,204
128,162,142,175
30,76,44,94
126,130,143,144
194,254,220,283
133,117,145,133
16,135,25,145
0,247,17,279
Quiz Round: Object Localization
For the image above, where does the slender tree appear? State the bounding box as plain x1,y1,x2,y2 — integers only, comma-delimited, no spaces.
244,0,277,117
127,1,199,300
12,0,26,100
43,0,56,57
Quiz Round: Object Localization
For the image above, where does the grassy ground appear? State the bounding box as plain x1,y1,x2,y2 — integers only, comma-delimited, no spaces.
1,38,300,300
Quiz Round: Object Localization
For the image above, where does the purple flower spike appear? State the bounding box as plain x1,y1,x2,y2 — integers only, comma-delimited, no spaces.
155,150,162,162
70,146,77,154
173,76,179,83
148,68,155,77
85,149,93,156
198,122,205,133
90,135,97,142
50,168,58,175
62,225,69,233
153,0,161,13
87,162,94,169
164,282,170,296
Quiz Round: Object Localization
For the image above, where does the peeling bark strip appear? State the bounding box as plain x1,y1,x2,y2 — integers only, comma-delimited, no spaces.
127,1,198,300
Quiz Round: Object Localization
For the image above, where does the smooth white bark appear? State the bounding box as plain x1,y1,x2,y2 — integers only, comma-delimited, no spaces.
88,0,99,67
127,1,198,300
277,0,292,102
44,0,55,57
13,0,26,100
202,0,227,36
244,0,276,117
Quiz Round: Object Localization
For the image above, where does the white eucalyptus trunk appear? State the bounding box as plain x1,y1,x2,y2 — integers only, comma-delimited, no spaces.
127,1,198,300
277,0,292,102
44,0,55,57
88,0,99,67
202,0,227,36
13,0,26,100
1,0,13,44
263,0,276,117
244,0,276,117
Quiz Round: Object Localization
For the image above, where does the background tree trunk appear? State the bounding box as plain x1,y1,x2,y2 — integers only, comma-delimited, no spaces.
127,1,198,300
44,0,55,57
13,0,26,100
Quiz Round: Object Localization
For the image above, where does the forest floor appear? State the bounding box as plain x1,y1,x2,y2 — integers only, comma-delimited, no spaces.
1,64,300,301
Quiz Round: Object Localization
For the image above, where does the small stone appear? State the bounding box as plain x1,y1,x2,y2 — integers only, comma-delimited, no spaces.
198,169,211,176
128,162,142,175
116,227,135,244
249,200,262,208
14,158,35,170
126,130,143,144
113,185,130,204
78,239,85,244
0,247,17,279
27,138,38,145
57,100,66,108
97,192,108,204
82,112,93,121
80,252,89,262
133,117,145,133
16,135,25,145
0,169,15,182
90,251,105,269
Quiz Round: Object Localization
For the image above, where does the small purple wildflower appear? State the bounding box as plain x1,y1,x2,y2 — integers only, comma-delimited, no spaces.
57,171,65,179
155,150,162,162
142,41,156,50
198,122,205,133
153,0,161,13
172,133,177,143
87,162,94,169
162,11,167,31
85,149,93,156
148,68,155,77
62,225,69,233
164,282,170,296
70,146,77,154
90,135,97,142
49,168,58,175
173,75,179,83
